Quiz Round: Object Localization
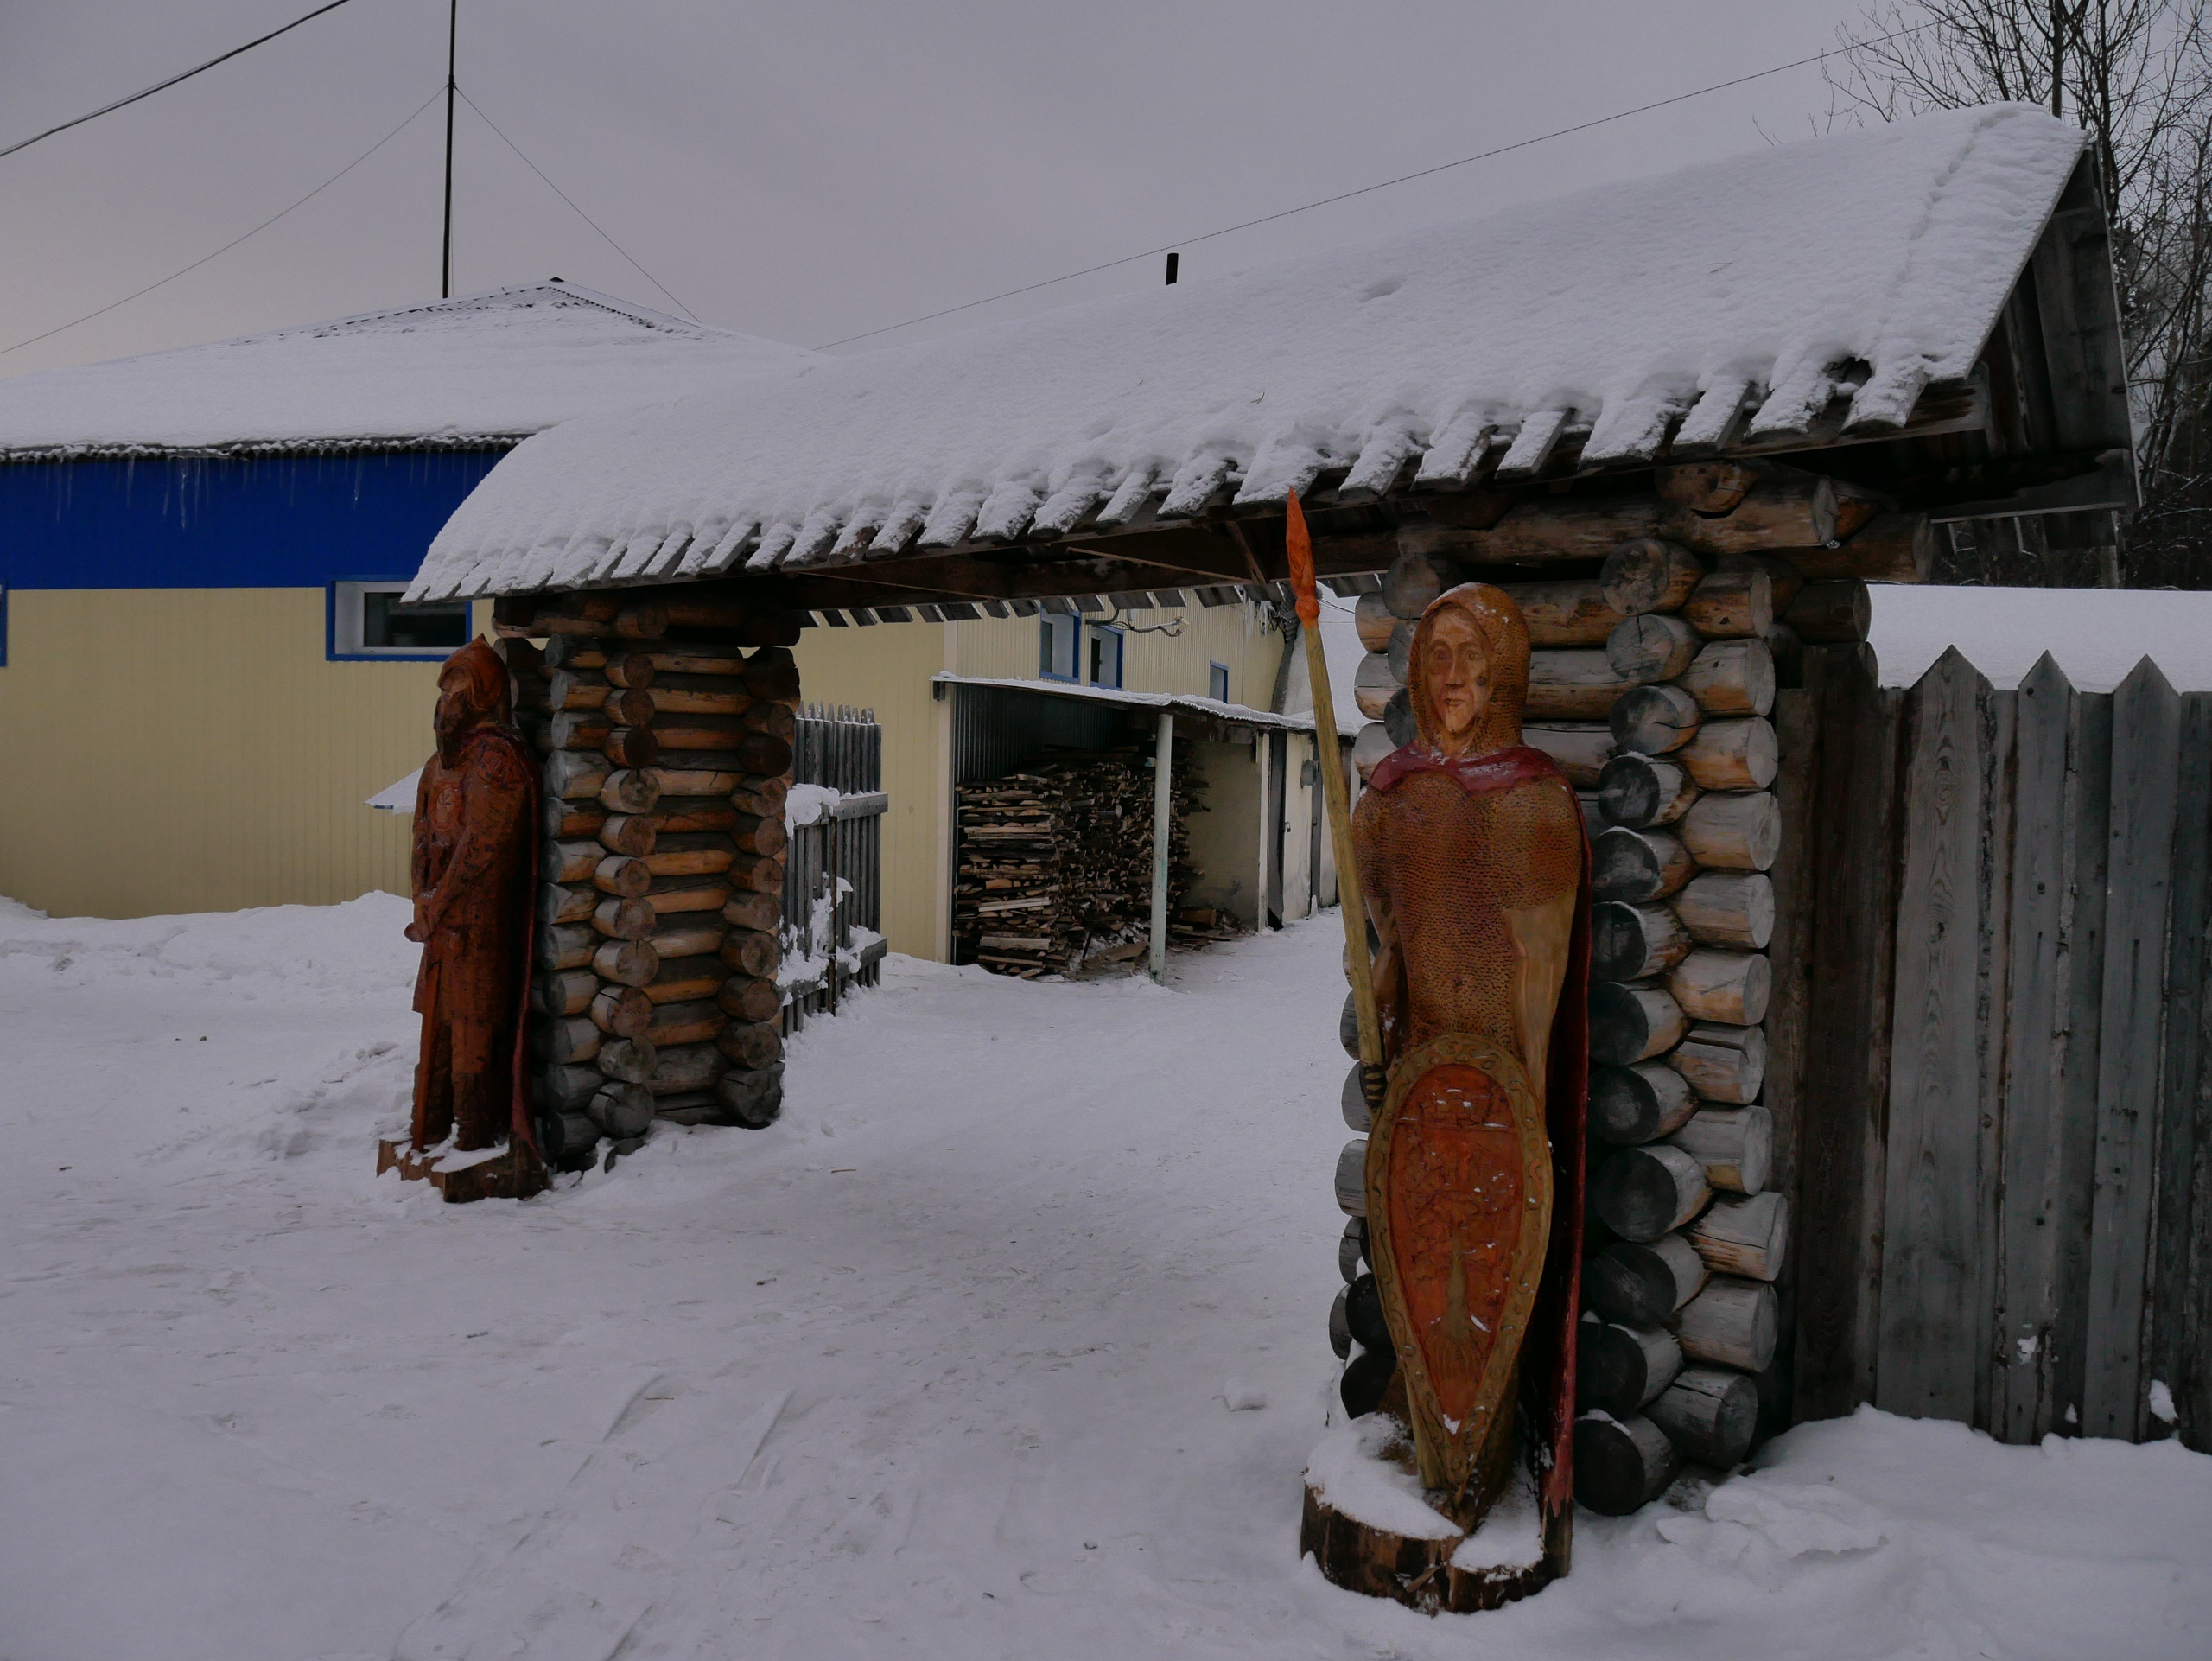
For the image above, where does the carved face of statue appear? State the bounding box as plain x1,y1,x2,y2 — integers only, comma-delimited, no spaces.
1423,609,1492,756
1408,582,1530,760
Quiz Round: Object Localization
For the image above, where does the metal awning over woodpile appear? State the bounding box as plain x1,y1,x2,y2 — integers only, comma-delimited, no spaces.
930,672,1348,739
415,104,2131,623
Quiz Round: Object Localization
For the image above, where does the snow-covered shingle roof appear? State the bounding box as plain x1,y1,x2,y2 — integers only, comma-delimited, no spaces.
0,283,820,459
410,105,2090,602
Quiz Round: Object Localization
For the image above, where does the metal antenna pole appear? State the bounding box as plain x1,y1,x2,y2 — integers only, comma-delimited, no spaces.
441,0,457,297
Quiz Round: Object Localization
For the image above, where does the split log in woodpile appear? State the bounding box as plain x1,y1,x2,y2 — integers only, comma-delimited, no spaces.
955,746,1199,977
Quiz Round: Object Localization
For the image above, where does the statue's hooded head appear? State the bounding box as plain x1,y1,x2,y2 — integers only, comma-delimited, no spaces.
1408,582,1530,760
435,636,513,759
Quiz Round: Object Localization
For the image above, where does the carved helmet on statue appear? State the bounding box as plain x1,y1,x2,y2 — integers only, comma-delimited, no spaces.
439,636,515,732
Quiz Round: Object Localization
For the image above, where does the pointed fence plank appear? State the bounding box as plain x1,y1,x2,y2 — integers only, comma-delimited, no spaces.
1993,657,2093,1441
2148,690,2212,1451
1974,681,2017,1435
1878,648,1994,1425
2050,690,2113,1434
2084,659,2183,1440
1793,644,1904,1420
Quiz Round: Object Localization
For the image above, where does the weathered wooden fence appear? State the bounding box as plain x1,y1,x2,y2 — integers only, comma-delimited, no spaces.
1796,646,2211,1451
781,704,888,1031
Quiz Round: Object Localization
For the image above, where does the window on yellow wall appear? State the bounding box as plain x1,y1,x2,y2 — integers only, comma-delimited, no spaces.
1209,661,1230,703
1039,613,1078,681
332,580,470,659
1088,624,1123,689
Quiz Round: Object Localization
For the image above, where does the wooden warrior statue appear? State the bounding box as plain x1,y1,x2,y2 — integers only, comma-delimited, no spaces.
406,637,539,1158
1351,582,1590,1563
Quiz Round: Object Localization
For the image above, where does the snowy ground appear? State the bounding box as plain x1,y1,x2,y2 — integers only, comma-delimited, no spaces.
3,895,2207,1661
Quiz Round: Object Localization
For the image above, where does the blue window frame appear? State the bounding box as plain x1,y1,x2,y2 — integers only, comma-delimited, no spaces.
1209,661,1230,703
1088,623,1124,689
1039,613,1079,681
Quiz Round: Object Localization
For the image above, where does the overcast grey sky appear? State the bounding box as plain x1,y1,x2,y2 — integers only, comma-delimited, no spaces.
0,2,1872,376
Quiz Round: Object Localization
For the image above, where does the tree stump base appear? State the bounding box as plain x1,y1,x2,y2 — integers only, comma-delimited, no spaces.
1300,1420,1554,1615
377,1135,548,1203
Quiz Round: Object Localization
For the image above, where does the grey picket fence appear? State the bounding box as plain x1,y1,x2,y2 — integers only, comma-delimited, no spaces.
1801,648,2210,1450
781,705,888,1032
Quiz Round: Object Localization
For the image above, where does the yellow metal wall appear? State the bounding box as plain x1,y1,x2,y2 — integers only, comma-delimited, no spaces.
0,592,1292,948
0,588,479,919
791,620,952,961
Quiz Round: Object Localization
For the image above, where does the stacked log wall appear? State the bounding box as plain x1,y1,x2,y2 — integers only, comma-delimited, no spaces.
496,591,803,1168
1328,461,1888,1512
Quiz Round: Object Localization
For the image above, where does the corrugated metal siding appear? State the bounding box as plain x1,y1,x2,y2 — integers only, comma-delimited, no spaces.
0,452,503,589
0,588,472,917
948,683,1131,787
950,603,1287,707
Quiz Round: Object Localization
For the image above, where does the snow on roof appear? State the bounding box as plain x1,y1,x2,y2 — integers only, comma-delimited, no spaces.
0,283,820,459
410,105,2089,603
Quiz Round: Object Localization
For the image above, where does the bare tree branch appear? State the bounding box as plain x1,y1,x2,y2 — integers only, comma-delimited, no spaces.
1828,2,2212,585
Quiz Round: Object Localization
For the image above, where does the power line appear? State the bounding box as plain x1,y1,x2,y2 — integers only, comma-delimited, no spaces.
0,87,443,361
454,87,700,322
0,0,362,165
813,22,1935,351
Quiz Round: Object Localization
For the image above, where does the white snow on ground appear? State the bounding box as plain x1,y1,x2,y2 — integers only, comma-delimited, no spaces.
1872,584,2212,690
412,105,2087,601
3,894,2207,1660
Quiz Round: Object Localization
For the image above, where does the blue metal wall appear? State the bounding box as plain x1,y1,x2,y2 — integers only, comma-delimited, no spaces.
0,449,505,589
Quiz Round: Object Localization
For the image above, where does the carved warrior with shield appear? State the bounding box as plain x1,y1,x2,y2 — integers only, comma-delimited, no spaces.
1351,582,1591,1560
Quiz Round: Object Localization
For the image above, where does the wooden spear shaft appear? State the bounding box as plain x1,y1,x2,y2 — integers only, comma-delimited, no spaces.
1284,493,1383,1094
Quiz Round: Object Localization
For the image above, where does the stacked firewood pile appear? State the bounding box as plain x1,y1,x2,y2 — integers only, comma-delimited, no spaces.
1325,458,1878,1514
955,746,1195,976
495,587,804,1171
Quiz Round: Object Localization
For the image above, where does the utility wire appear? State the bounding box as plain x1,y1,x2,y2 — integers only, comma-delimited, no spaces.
814,20,1936,350
0,87,442,361
454,86,701,322
0,0,361,164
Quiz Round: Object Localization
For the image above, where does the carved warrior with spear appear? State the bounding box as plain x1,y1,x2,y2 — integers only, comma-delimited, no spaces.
1289,494,1589,1580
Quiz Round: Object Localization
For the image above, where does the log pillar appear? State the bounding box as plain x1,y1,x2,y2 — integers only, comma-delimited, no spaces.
504,592,801,1166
